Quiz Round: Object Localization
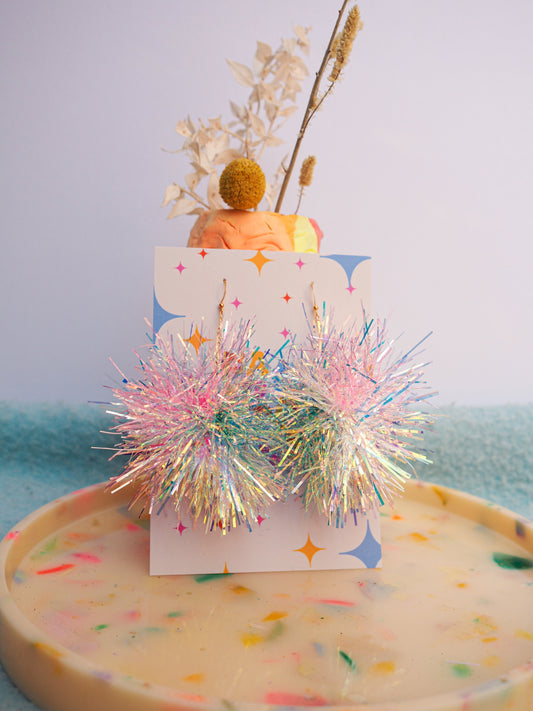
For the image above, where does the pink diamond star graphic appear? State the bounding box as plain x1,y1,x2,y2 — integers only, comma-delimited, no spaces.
174,521,188,535
346,283,356,294
257,515,266,526
295,259,305,270
174,262,186,274
232,297,242,309
280,328,290,339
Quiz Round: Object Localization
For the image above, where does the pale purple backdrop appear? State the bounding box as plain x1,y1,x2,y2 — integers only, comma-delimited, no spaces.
1,0,532,405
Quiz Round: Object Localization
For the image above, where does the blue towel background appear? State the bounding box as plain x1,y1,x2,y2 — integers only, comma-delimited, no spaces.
1,402,532,709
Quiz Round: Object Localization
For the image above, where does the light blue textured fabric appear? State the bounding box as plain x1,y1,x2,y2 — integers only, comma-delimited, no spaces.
0,402,532,709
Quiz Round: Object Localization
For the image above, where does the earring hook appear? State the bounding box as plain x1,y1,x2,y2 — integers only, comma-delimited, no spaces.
215,278,228,359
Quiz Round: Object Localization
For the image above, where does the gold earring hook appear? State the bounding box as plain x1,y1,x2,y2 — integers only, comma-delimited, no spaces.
215,278,228,359
310,281,322,338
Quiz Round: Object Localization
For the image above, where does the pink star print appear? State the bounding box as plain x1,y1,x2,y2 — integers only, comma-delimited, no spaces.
232,297,242,309
174,262,186,274
174,522,188,535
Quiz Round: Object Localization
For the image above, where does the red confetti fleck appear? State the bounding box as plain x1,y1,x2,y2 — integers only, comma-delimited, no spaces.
36,563,75,575
6,530,19,540
67,532,92,541
126,523,141,532
72,552,102,563
265,692,327,706
312,598,356,607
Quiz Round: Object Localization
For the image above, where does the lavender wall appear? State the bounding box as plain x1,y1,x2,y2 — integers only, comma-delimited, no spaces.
1,1,532,405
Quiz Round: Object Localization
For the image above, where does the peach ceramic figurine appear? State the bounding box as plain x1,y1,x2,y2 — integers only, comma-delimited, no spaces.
187,158,323,253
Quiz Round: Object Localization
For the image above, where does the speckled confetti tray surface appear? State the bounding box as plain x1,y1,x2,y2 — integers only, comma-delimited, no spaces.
1,477,532,711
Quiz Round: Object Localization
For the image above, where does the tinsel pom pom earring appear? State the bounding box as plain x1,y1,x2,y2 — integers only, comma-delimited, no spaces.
106,279,287,532
275,283,435,526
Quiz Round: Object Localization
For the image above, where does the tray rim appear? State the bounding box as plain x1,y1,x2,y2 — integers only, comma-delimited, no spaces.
1,478,532,711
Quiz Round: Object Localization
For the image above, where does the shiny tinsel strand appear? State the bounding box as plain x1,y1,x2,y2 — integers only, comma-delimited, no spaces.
107,322,286,532
275,314,435,524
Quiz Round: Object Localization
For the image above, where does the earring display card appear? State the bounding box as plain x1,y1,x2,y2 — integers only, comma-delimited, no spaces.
151,247,378,575
151,497,382,575
153,247,371,355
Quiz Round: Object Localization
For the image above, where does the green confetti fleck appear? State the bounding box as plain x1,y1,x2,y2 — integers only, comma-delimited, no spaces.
451,663,473,678
339,650,357,672
194,572,233,583
266,620,285,641
31,537,57,560
492,552,533,570
143,627,164,633
167,611,183,618
94,624,108,631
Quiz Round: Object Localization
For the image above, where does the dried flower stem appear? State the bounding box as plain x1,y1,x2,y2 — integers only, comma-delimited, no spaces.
329,5,361,82
274,0,353,213
296,155,316,212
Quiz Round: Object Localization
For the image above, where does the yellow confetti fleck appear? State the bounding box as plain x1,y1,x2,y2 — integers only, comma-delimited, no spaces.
482,656,501,667
33,642,63,659
371,661,395,674
263,611,288,622
404,532,429,543
230,585,253,595
241,632,264,647
298,662,315,677
33,642,63,674
482,637,498,643
473,615,498,635
183,673,205,683
515,629,533,640
431,486,447,505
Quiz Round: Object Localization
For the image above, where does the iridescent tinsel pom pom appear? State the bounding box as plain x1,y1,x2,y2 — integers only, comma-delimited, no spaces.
276,314,435,525
107,322,286,531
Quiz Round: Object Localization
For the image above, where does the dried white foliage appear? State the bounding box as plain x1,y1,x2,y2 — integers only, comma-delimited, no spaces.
163,26,310,217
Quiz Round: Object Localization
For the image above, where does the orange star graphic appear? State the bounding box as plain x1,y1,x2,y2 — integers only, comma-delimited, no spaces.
185,325,211,355
294,534,325,567
246,250,273,275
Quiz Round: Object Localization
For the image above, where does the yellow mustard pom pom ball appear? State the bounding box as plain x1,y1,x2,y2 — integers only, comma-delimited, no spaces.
219,158,266,210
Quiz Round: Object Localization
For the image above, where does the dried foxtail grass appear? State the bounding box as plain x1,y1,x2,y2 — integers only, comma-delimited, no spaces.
296,155,316,212
329,6,363,82
275,2,362,213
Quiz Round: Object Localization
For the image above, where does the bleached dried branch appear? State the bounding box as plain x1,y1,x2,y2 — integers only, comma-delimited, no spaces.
164,26,310,218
